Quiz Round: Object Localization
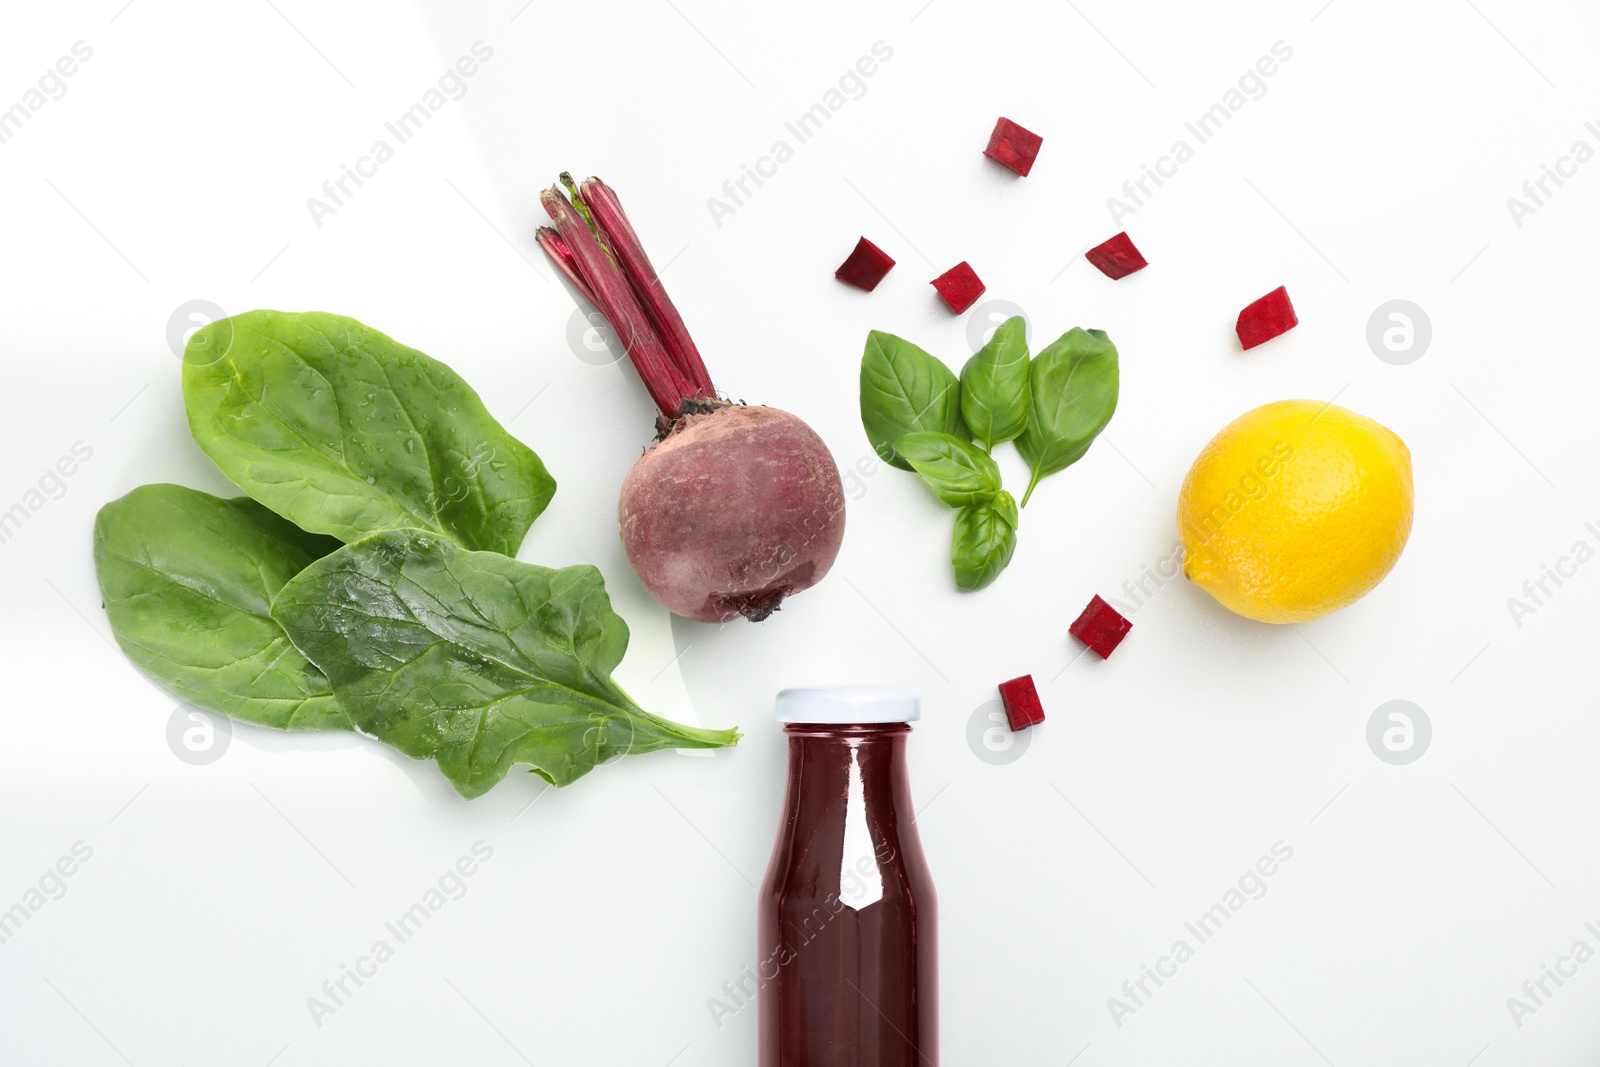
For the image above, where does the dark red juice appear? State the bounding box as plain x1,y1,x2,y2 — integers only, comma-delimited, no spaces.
758,687,936,1066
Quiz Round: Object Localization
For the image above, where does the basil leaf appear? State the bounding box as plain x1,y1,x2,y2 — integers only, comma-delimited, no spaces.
271,529,740,798
93,484,349,731
898,431,1002,508
952,490,1018,591
860,330,967,470
1016,327,1120,506
183,310,556,556
959,316,1030,448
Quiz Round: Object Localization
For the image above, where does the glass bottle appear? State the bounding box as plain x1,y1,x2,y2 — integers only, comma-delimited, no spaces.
757,686,937,1066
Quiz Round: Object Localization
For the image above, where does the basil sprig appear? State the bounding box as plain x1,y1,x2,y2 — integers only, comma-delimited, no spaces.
858,316,1119,590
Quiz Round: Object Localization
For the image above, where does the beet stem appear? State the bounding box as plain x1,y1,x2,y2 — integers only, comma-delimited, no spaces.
535,227,597,306
539,186,697,414
578,177,716,399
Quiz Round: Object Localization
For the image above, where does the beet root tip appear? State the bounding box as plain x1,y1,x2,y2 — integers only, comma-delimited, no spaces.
722,586,790,623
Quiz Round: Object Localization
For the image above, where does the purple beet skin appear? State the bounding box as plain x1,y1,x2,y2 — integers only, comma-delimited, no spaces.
619,406,844,622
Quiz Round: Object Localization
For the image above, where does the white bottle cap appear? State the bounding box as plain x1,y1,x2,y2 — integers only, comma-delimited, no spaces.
775,686,921,724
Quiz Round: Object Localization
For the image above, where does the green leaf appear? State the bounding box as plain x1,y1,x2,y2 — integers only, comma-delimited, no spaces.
952,490,1018,591
959,316,1030,448
93,484,349,731
898,431,1003,508
1016,327,1120,506
859,330,968,470
270,529,740,798
182,309,556,556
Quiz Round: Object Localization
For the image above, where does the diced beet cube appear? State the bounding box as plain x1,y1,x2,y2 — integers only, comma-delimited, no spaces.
983,117,1043,177
1085,232,1148,280
1069,595,1131,659
931,261,985,313
835,237,896,292
998,675,1045,731
1236,286,1298,350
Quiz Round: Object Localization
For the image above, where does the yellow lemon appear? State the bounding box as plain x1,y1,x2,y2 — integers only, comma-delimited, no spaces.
1178,400,1413,623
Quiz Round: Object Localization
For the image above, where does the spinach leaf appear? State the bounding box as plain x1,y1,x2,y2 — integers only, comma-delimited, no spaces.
93,484,349,731
1016,327,1120,506
182,310,555,556
959,316,1030,448
271,529,740,798
860,330,968,470
952,490,1018,591
898,431,1002,508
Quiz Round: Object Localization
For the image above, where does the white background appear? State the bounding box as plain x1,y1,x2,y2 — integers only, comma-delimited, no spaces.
1,0,1597,1063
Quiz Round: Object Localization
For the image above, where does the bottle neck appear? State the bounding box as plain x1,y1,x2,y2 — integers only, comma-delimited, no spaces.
780,723,915,831
781,723,912,779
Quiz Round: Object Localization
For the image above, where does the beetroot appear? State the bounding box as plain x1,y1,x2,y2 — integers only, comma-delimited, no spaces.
983,117,1043,177
836,237,896,291
931,261,985,313
620,406,844,621
998,675,1045,730
1068,595,1131,659
1236,286,1298,350
538,174,845,622
1085,232,1148,280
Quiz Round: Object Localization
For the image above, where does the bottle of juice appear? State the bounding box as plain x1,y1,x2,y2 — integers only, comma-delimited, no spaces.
757,686,937,1066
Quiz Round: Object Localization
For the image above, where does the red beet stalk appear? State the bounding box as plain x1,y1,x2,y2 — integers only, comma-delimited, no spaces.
577,177,716,398
534,227,596,306
538,175,711,414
